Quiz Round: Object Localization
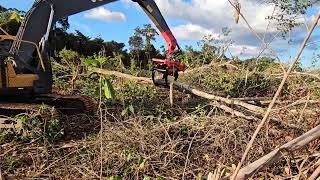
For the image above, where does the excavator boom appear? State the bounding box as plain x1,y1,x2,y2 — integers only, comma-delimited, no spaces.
0,0,182,128
6,0,179,94
10,0,178,72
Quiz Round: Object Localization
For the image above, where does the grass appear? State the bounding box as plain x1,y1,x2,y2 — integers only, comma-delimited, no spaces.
1,59,320,179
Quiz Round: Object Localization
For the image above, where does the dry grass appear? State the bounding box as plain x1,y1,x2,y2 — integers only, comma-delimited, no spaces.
1,98,319,179
1,66,320,179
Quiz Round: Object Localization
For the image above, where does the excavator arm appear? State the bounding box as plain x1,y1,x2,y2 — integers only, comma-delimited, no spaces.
133,0,178,55
0,0,184,124
10,0,178,73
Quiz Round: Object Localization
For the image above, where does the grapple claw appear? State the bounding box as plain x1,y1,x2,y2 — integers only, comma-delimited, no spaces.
151,58,186,86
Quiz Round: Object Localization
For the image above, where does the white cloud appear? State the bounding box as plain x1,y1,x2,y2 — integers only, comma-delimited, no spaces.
229,44,274,57
152,0,320,59
84,7,126,22
172,24,219,40
152,0,281,55
229,44,259,57
154,0,277,33
120,0,135,6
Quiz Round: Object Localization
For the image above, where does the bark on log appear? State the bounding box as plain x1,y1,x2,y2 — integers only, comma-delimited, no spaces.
171,80,265,114
90,68,303,131
210,101,256,121
234,125,320,180
90,67,265,114
89,67,153,84
308,165,320,180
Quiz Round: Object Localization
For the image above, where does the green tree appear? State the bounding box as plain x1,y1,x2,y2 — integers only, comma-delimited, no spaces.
137,24,157,50
56,17,69,31
0,6,25,35
136,24,157,60
129,31,143,65
198,35,218,65
0,5,6,13
267,0,315,32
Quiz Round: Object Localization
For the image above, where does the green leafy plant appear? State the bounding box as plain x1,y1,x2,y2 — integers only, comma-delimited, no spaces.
14,105,64,141
9,11,23,23
101,77,116,101
108,175,122,180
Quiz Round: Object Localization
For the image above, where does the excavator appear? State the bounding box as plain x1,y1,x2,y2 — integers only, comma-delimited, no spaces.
0,0,186,127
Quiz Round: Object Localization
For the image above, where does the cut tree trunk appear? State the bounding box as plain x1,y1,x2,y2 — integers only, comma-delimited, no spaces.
234,125,320,180
89,68,301,131
90,67,264,113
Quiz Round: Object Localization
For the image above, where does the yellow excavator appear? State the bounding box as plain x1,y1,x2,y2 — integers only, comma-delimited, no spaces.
0,0,182,126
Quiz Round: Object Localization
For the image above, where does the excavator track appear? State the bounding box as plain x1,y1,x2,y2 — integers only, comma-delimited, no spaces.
0,103,60,129
38,95,97,115
0,94,97,129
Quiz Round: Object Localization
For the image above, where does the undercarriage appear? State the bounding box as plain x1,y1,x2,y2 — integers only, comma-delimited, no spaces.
0,94,96,129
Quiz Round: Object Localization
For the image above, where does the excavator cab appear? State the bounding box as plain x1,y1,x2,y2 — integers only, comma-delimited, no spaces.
0,30,44,95
1,58,39,90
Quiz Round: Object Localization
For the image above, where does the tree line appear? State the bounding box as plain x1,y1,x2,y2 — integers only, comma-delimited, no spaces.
1,0,316,70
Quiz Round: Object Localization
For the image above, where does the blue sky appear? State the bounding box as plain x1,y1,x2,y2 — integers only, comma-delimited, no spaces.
2,0,320,67
1,0,198,51
1,0,175,47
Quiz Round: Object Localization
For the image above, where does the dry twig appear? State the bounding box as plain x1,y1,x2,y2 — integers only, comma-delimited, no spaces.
234,0,241,24
233,125,320,179
210,101,255,121
182,131,199,180
231,13,320,180
90,67,265,114
308,164,320,180
91,67,303,131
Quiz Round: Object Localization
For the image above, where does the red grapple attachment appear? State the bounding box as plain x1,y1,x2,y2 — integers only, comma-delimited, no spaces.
151,58,187,86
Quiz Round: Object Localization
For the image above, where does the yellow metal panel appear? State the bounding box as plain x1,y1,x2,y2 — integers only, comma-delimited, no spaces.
6,62,16,78
8,74,38,88
0,68,2,88
5,62,39,88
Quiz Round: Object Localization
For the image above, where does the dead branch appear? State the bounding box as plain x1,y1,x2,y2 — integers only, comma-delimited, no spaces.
308,164,320,180
210,101,256,121
288,109,318,116
233,125,320,180
90,67,305,131
234,0,241,24
233,97,272,102
231,13,320,179
0,117,22,129
89,67,264,114
89,67,153,84
208,169,222,180
170,80,265,114
227,0,278,57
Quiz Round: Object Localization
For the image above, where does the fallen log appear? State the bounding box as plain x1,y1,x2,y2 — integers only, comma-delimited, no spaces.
90,67,303,131
234,125,320,180
89,67,153,84
171,80,265,114
210,101,256,121
308,165,320,180
89,67,265,114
